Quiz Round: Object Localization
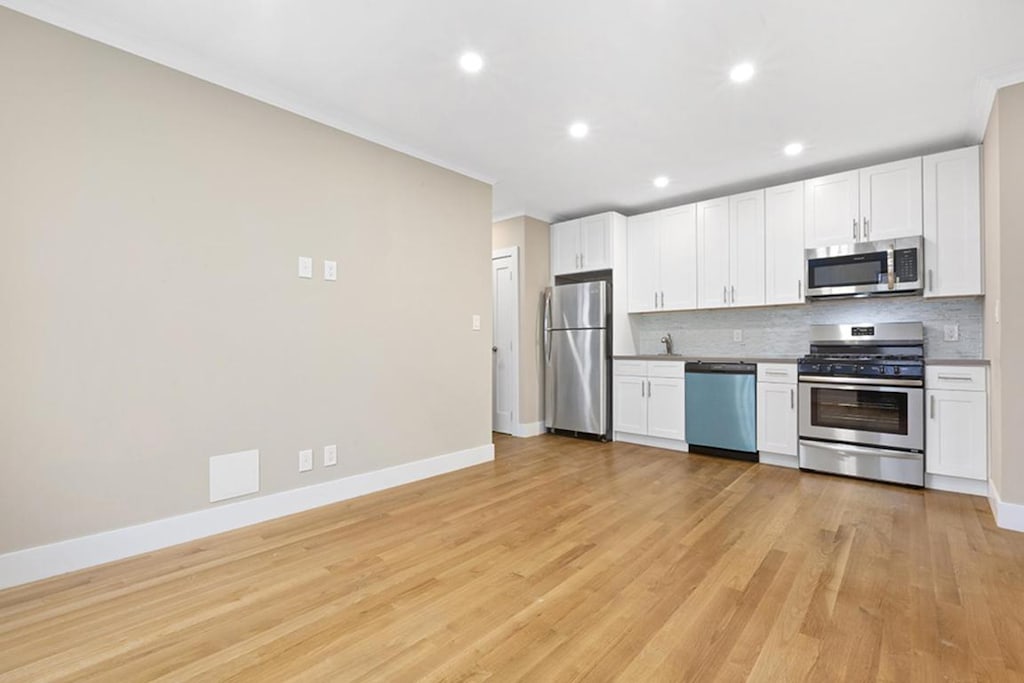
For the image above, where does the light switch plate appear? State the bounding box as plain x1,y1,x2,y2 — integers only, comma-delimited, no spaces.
944,323,960,342
472,314,481,331
733,329,742,342
323,444,337,467
298,257,313,279
298,449,313,472
324,260,337,281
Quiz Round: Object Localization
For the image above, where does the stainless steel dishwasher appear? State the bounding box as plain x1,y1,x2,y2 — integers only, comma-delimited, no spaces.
684,362,757,461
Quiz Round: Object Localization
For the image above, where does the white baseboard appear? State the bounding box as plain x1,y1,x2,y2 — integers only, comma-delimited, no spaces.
759,452,799,469
926,474,989,497
613,432,688,453
989,479,1024,533
0,443,494,590
513,421,546,438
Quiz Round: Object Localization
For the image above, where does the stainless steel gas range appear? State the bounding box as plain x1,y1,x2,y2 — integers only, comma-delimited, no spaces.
797,322,925,487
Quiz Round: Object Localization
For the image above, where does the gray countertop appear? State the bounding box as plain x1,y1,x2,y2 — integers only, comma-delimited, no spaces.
614,355,799,364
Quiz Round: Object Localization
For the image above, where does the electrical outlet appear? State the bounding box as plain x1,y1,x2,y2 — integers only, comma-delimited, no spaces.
324,260,337,281
733,329,742,342
944,323,960,342
472,314,481,331
298,256,313,279
298,449,313,472
323,444,337,467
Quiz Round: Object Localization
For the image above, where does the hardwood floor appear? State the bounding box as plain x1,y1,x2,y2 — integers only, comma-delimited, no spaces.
2,434,1024,681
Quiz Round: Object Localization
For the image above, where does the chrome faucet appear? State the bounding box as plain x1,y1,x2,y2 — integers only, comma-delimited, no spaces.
660,333,674,355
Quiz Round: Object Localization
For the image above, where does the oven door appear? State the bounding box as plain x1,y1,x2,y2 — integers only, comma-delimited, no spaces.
798,380,923,451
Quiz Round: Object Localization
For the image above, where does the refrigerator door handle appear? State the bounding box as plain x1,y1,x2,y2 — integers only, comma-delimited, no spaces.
543,288,553,365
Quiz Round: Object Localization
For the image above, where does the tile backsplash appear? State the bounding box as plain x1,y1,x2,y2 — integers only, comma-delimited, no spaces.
628,296,983,359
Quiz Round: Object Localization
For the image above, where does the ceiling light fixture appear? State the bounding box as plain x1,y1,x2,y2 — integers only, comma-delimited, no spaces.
653,176,670,188
729,61,756,83
568,121,590,139
784,142,804,157
458,51,484,74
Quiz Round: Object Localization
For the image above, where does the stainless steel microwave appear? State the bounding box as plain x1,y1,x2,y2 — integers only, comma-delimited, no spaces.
805,236,923,298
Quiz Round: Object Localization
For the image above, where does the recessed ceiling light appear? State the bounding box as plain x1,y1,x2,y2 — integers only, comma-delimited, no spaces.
784,142,804,157
459,51,484,74
568,121,590,139
729,62,756,83
653,176,670,188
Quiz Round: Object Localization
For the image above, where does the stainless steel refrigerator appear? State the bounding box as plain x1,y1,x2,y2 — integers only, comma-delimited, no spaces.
544,281,609,437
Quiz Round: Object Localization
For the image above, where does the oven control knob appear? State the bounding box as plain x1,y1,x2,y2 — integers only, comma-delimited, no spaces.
894,366,901,376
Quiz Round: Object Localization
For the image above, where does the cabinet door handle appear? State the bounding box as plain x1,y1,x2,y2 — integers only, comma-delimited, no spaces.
640,381,645,398
930,395,936,419
723,286,727,304
648,380,652,396
928,269,934,292
863,217,870,239
660,291,664,308
852,218,858,240
654,292,658,309
791,388,795,410
731,285,736,303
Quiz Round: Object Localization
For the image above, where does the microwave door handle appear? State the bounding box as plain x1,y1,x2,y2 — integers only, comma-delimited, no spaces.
887,243,896,290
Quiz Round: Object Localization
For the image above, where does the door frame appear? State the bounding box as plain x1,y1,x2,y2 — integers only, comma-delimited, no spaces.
492,247,520,435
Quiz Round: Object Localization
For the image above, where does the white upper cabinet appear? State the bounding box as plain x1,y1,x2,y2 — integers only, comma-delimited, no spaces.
923,146,983,298
696,192,764,309
551,218,581,275
696,197,731,308
627,205,697,312
580,214,612,271
859,157,923,241
765,182,806,305
659,205,698,310
551,213,614,276
805,158,923,248
804,170,860,248
627,213,660,312
729,190,766,308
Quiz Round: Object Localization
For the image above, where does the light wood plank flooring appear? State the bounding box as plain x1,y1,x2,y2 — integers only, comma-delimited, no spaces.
2,434,1024,681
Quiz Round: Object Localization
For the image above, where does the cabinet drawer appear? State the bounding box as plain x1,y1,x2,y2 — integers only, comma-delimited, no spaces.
926,365,986,391
647,361,685,379
757,363,797,384
614,360,647,377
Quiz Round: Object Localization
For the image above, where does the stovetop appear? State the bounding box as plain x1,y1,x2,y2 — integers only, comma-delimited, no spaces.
799,349,925,381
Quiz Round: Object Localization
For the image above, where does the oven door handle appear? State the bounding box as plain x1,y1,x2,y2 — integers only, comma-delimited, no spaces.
799,439,923,460
799,375,923,388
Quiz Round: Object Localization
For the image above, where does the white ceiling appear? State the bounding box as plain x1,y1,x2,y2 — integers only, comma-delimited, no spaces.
5,0,1024,222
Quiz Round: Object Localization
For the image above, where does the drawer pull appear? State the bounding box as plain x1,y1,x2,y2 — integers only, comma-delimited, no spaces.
937,374,973,381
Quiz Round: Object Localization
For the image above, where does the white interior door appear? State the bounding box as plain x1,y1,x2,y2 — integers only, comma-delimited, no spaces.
492,254,517,434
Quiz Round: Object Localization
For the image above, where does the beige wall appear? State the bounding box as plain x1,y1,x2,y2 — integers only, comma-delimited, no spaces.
983,81,1024,504
0,8,492,554
492,216,550,427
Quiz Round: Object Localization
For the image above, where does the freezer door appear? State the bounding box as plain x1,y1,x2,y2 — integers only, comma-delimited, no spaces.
545,329,608,434
548,281,607,330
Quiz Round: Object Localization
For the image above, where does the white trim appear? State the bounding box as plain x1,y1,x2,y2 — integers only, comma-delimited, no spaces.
492,247,520,436
925,473,988,496
0,0,494,186
758,452,799,469
513,421,546,438
0,443,494,590
970,67,1024,140
613,432,688,453
988,479,1024,533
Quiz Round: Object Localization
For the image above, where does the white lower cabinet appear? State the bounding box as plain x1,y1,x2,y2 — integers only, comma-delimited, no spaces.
756,364,798,467
925,365,988,493
613,361,686,450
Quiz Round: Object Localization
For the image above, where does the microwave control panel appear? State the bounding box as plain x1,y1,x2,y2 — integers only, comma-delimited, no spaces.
893,248,918,282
